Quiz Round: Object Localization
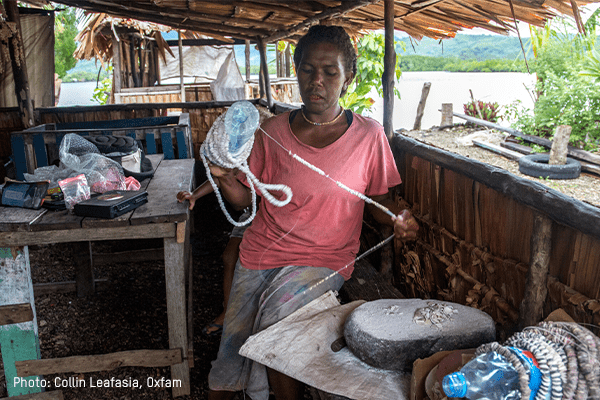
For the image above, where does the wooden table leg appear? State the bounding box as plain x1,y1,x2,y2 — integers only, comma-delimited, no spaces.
163,221,190,397
0,247,43,397
73,241,95,298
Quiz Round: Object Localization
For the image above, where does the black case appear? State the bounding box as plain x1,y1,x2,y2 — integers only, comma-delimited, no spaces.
74,190,148,219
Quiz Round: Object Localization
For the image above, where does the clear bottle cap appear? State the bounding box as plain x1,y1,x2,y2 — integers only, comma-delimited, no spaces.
442,372,468,398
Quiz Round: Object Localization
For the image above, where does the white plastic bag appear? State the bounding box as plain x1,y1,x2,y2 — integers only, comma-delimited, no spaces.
210,51,246,101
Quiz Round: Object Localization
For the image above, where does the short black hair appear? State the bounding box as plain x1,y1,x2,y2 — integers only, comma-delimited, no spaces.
293,25,357,79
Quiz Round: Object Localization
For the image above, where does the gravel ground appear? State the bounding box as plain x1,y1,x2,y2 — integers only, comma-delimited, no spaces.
1,194,235,400
399,124,600,208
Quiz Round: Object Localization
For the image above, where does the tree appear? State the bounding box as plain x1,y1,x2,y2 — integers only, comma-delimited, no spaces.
340,33,403,115
54,7,78,78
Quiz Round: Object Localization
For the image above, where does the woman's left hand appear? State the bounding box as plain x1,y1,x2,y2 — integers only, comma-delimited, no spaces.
393,209,419,241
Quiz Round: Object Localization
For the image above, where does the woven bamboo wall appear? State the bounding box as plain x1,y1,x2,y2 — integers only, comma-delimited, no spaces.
392,135,600,333
0,109,24,159
183,106,227,159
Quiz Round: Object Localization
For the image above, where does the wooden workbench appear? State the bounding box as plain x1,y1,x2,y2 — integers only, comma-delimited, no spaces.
0,154,194,398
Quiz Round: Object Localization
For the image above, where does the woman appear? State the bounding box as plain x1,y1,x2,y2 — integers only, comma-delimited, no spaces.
207,25,419,400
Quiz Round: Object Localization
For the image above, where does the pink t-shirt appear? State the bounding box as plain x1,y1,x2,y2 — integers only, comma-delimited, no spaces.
238,111,401,280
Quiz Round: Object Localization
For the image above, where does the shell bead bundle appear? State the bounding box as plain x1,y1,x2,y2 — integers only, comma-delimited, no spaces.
474,321,600,400
200,101,293,227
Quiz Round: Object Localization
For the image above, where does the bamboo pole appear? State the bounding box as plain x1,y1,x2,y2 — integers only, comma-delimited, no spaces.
3,1,34,128
518,213,552,329
383,0,396,139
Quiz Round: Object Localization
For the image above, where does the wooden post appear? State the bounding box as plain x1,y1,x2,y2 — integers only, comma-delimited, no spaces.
441,103,453,126
518,213,552,329
245,40,251,82
178,30,185,103
276,41,281,78
112,32,122,103
258,60,265,99
3,1,34,128
129,34,140,87
164,221,191,396
258,37,273,110
285,43,291,77
73,241,95,297
0,247,43,396
383,0,396,139
413,82,431,130
549,125,572,165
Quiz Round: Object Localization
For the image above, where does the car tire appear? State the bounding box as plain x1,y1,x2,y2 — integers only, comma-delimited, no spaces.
518,154,581,180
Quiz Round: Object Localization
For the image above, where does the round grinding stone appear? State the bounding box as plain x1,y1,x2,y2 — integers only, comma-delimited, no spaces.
343,299,496,371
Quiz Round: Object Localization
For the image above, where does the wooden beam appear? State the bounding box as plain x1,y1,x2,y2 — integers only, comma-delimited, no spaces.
34,99,260,114
15,349,183,376
472,139,524,161
0,303,33,326
165,38,247,47
518,213,552,329
111,32,122,97
52,0,269,39
1,223,176,247
33,279,109,296
263,0,378,43
245,40,251,82
3,1,34,128
258,37,273,110
178,30,185,103
93,247,163,265
383,0,396,139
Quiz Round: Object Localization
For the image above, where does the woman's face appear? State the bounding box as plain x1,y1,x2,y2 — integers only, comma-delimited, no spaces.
297,42,353,115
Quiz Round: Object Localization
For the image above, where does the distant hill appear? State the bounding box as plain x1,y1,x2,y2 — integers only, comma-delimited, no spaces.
396,34,533,61
66,34,533,78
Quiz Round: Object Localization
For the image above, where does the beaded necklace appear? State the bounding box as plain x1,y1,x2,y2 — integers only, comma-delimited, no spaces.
301,107,345,126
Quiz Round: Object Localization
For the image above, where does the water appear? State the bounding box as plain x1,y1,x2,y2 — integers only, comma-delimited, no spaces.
57,72,537,130
57,81,98,107
370,71,537,130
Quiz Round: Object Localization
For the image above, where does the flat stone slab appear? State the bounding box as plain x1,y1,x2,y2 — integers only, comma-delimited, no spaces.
343,299,496,371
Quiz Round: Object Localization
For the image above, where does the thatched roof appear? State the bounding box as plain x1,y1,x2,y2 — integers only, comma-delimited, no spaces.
72,14,203,63
32,0,598,41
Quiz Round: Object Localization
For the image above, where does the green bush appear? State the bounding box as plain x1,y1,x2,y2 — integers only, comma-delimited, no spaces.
399,55,527,72
340,33,403,115
506,15,600,151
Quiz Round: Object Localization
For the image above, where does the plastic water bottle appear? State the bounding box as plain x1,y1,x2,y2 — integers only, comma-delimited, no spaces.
225,100,259,159
442,346,542,400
